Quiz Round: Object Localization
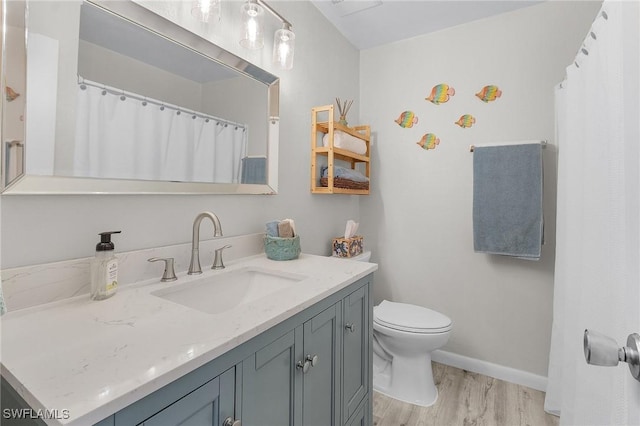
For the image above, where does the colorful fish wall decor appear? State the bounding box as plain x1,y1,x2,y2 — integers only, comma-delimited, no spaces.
416,133,440,150
476,85,502,103
5,86,19,102
395,111,418,128
426,84,455,105
455,114,476,128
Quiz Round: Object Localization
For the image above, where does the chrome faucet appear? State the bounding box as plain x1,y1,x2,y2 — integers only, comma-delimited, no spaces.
188,211,223,275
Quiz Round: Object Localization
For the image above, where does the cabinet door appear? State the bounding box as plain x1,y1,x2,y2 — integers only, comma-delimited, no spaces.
342,284,369,423
302,303,341,426
241,329,301,426
138,367,235,426
344,398,368,426
139,371,225,426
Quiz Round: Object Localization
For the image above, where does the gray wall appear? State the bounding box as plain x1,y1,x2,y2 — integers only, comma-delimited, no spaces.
1,1,361,268
359,1,601,377
1,0,604,380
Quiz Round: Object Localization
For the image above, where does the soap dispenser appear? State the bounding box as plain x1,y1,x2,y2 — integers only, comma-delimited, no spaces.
91,231,121,300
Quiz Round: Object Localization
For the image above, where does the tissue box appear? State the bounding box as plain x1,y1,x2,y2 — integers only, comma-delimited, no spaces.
332,236,363,258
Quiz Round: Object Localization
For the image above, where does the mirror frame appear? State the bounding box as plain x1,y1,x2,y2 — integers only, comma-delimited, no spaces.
1,0,279,195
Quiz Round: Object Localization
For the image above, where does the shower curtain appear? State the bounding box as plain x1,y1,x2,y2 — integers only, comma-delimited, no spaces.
544,1,639,424
74,82,247,183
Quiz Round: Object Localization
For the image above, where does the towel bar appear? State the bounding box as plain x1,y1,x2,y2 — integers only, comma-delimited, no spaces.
469,140,547,152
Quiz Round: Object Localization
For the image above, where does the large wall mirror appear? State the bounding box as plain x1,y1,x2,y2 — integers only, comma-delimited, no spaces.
1,0,279,194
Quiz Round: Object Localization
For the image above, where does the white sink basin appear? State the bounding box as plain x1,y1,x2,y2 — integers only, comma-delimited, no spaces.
151,267,308,315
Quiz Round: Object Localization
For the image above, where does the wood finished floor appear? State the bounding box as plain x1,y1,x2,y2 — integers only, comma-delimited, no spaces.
373,362,559,426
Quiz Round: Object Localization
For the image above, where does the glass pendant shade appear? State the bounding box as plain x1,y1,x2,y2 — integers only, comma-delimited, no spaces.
273,26,295,70
239,1,264,50
191,0,220,23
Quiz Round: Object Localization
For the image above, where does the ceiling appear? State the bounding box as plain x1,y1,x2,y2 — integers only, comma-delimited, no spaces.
310,0,543,50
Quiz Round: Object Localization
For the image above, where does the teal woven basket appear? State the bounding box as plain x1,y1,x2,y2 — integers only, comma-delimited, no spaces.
264,235,301,261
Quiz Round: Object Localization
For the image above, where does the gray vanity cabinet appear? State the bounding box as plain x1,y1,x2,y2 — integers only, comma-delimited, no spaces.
140,367,235,426
112,366,236,426
301,303,341,426
240,329,298,425
342,285,370,424
98,274,372,426
241,303,341,426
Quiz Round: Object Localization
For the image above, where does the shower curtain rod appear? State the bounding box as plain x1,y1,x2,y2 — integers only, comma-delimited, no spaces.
469,140,547,152
77,77,247,130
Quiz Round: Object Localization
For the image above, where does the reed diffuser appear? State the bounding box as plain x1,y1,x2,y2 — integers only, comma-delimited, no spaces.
336,97,353,126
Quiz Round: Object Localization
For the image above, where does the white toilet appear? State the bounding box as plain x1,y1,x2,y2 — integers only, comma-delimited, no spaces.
373,300,452,407
336,251,453,407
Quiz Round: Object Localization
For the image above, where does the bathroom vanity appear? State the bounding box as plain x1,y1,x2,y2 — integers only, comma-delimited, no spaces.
1,253,376,426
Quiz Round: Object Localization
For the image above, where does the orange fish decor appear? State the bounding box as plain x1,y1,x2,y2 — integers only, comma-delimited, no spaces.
416,133,440,150
455,114,476,128
395,111,418,128
476,85,502,103
426,84,455,105
5,86,19,102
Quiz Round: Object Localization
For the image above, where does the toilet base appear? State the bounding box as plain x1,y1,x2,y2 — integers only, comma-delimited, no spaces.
373,351,438,407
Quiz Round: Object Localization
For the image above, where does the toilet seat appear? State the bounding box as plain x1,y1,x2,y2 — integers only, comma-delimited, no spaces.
374,300,452,334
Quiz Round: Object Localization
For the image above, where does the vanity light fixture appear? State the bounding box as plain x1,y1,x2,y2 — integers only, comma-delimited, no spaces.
273,22,295,70
191,0,220,23
239,0,295,70
239,0,265,49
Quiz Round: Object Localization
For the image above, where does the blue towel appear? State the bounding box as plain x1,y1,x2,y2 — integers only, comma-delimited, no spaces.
473,143,543,260
241,157,267,184
265,221,280,237
320,166,369,182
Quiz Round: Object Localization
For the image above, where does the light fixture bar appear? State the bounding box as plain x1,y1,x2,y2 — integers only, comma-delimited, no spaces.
255,0,292,30
238,0,295,69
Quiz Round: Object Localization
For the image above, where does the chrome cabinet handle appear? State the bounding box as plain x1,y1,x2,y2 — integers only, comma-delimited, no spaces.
305,354,319,367
223,417,241,426
296,360,310,373
147,257,177,282
345,323,356,333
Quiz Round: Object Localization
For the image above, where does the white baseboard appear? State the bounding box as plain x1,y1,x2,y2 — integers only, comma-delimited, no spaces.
431,350,548,392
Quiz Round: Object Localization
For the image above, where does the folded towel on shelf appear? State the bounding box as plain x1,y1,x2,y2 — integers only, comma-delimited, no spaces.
322,130,367,155
321,166,369,182
473,143,544,260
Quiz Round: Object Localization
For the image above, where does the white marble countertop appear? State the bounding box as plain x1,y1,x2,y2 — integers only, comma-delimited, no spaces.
0,253,377,425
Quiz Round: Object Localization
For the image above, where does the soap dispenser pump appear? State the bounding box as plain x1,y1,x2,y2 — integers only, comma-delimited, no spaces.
91,231,121,300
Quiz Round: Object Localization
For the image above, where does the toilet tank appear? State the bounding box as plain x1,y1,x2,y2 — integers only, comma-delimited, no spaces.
350,251,371,262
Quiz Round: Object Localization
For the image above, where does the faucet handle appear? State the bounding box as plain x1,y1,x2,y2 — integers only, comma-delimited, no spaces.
148,257,178,282
212,245,232,270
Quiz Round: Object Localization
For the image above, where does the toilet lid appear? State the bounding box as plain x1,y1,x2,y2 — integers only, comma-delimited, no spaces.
374,300,452,333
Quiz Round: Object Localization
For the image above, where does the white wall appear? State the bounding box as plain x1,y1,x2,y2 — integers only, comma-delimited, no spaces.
203,77,268,157
0,1,361,268
359,1,601,377
78,40,204,112
27,1,81,178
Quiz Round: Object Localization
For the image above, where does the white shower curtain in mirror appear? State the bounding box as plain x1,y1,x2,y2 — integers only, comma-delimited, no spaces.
74,84,247,183
545,1,639,424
